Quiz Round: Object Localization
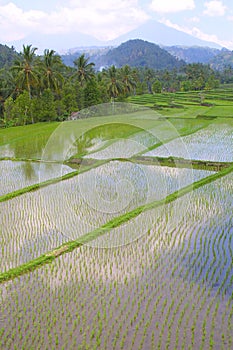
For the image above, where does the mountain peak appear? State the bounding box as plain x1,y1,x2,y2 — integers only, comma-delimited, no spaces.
8,19,222,54
107,19,222,49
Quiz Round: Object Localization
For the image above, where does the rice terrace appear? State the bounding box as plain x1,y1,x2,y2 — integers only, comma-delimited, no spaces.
0,89,233,350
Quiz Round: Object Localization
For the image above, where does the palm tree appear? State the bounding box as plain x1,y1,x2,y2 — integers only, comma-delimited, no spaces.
11,44,39,98
40,49,64,92
120,65,137,95
145,68,154,94
103,65,123,101
73,54,95,87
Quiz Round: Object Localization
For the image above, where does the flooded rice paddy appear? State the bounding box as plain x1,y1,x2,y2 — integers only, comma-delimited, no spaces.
0,109,232,350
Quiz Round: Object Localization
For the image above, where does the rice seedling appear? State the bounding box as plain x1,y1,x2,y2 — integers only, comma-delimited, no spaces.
144,120,233,162
0,103,232,350
1,171,232,349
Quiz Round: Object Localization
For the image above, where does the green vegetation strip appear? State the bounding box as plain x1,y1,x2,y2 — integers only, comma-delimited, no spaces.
0,159,108,203
1,164,233,284
129,156,233,171
0,156,62,163
83,155,232,171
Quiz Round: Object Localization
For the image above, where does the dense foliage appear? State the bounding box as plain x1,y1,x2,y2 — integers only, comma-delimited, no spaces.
0,42,230,127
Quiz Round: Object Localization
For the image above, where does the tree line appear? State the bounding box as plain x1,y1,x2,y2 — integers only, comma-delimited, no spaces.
0,44,227,127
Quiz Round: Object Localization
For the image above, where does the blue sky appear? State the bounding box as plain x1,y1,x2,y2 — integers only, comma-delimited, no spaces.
0,0,233,50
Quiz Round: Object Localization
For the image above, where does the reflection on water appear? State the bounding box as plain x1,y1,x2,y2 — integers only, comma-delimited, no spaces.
43,120,158,161
21,161,36,180
0,160,73,196
0,137,49,159
73,123,151,158
0,144,15,158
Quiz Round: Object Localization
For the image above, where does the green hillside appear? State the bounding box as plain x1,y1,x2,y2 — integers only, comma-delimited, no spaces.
94,39,185,70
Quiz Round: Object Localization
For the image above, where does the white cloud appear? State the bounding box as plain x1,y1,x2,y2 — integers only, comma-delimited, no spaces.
189,16,200,23
0,1,149,43
203,1,226,17
68,0,138,11
0,3,46,41
160,18,233,49
150,0,195,13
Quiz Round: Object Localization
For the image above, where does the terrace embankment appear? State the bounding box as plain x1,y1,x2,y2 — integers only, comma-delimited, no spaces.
69,156,233,172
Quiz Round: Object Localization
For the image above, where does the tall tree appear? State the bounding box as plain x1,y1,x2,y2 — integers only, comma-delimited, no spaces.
103,65,123,101
40,49,64,92
72,54,95,87
120,65,137,95
145,68,155,94
11,45,39,99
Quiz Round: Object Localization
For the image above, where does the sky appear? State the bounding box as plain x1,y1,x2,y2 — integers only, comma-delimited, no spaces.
0,0,233,51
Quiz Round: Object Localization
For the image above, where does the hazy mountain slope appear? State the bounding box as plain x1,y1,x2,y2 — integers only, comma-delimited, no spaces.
8,32,105,54
163,46,220,64
61,47,112,67
0,44,19,68
209,49,233,70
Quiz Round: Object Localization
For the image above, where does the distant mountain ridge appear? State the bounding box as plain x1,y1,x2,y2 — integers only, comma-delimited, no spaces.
60,40,233,71
61,39,185,71
209,49,233,70
163,46,221,64
162,45,233,70
107,20,222,49
6,19,222,54
93,39,185,70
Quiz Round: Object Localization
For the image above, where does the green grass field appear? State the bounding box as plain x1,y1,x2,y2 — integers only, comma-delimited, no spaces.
128,88,233,119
